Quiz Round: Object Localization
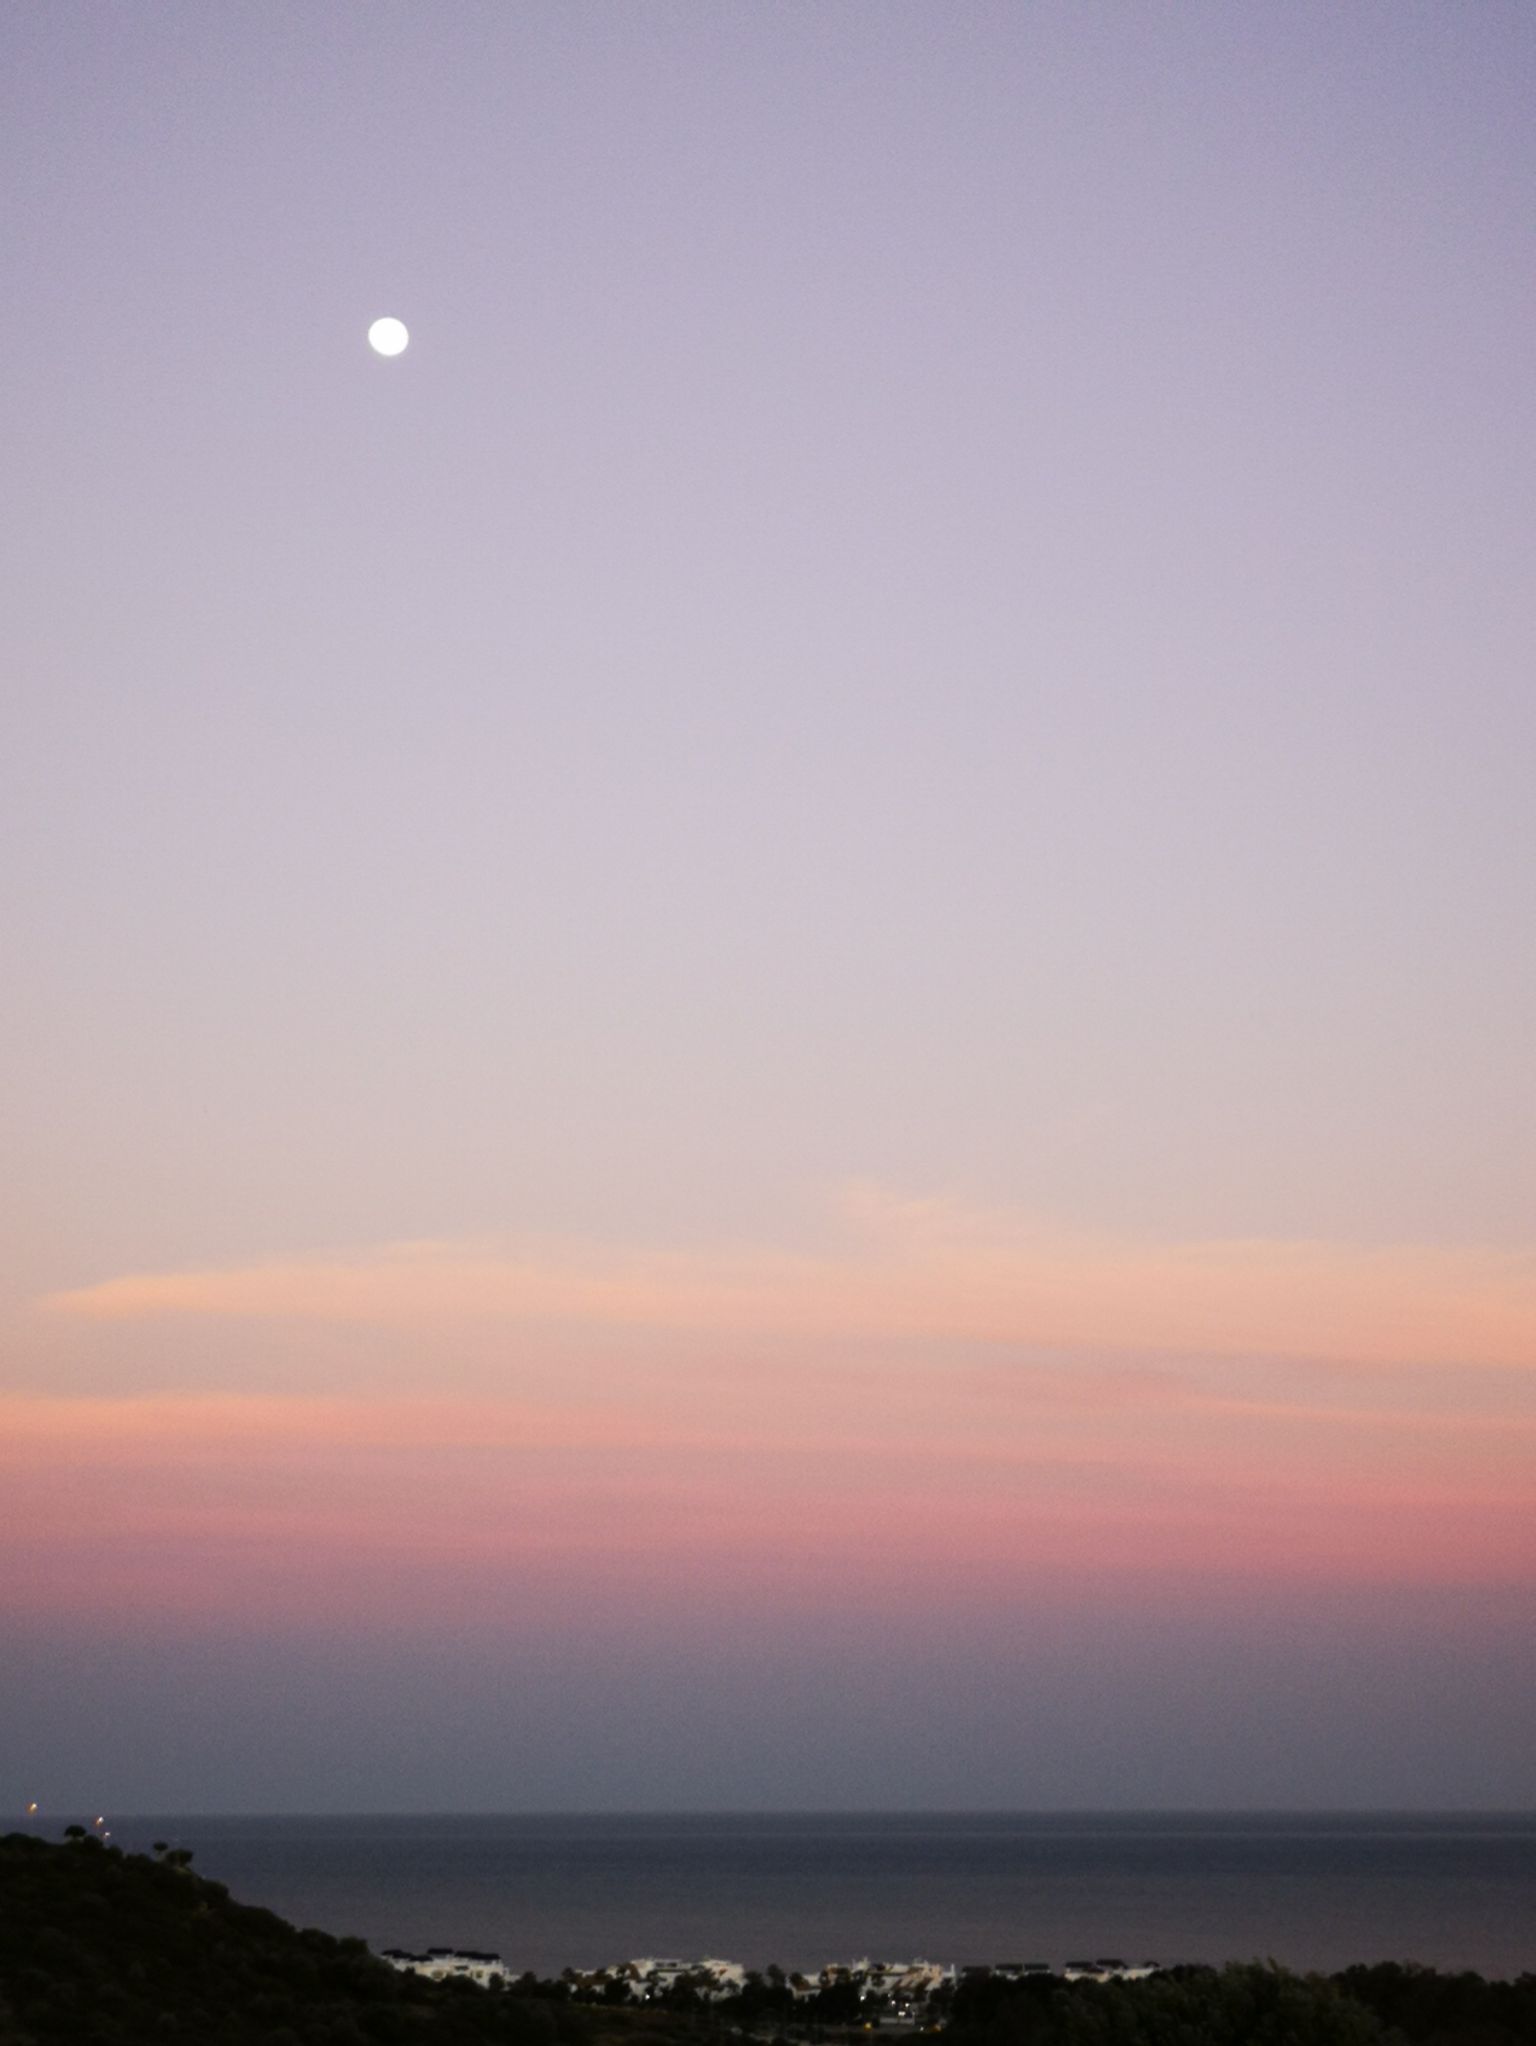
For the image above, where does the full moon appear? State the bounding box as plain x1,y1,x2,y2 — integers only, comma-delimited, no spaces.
367,316,409,357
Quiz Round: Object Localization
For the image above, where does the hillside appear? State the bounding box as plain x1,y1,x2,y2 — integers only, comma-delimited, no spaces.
4,1830,1533,2046
0,1832,679,2046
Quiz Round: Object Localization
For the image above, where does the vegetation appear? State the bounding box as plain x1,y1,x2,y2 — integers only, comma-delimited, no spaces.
948,1963,1384,2045
1335,1963,1536,2046
3,1830,1533,2046
946,1959,1536,2046
0,1832,682,2046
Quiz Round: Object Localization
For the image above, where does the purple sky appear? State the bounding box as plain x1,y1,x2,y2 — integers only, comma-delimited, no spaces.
3,2,1534,1813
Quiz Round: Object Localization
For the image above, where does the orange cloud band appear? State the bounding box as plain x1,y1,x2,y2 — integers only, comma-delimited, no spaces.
37,1190,1536,1372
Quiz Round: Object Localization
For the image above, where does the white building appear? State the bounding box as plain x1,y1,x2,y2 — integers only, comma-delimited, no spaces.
381,1947,512,1989
621,1956,749,2001
1061,1959,1160,1983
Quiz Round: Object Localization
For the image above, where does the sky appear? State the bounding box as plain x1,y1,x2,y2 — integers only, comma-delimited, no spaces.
3,1,1534,1814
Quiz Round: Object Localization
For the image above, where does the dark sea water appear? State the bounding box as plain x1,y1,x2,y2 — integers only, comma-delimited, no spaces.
108,1814,1535,1981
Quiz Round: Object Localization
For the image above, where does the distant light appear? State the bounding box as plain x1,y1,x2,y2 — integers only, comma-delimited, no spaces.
368,316,409,358
26,1802,38,1815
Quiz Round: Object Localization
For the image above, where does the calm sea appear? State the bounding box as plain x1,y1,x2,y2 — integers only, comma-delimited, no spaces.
106,1814,1535,1980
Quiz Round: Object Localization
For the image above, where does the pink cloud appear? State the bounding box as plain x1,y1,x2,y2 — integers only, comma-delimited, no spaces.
5,1375,1532,1630
37,1192,1536,1372
12,1193,1535,1631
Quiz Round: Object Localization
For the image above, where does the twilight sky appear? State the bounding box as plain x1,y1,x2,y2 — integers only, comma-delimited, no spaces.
3,1,1534,1813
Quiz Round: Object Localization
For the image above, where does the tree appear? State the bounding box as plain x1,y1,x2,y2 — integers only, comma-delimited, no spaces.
949,1963,1387,2046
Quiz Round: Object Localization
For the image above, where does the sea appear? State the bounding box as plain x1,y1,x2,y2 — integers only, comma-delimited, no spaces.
105,1813,1535,1981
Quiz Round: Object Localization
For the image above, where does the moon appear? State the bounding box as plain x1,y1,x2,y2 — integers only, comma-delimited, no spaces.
367,317,409,358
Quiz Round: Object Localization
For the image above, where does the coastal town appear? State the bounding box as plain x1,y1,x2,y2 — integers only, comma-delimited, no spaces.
380,1950,1164,2017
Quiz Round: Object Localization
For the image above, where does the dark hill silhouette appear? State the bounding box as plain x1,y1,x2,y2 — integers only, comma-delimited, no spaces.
4,1830,1533,2046
0,1831,673,2046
